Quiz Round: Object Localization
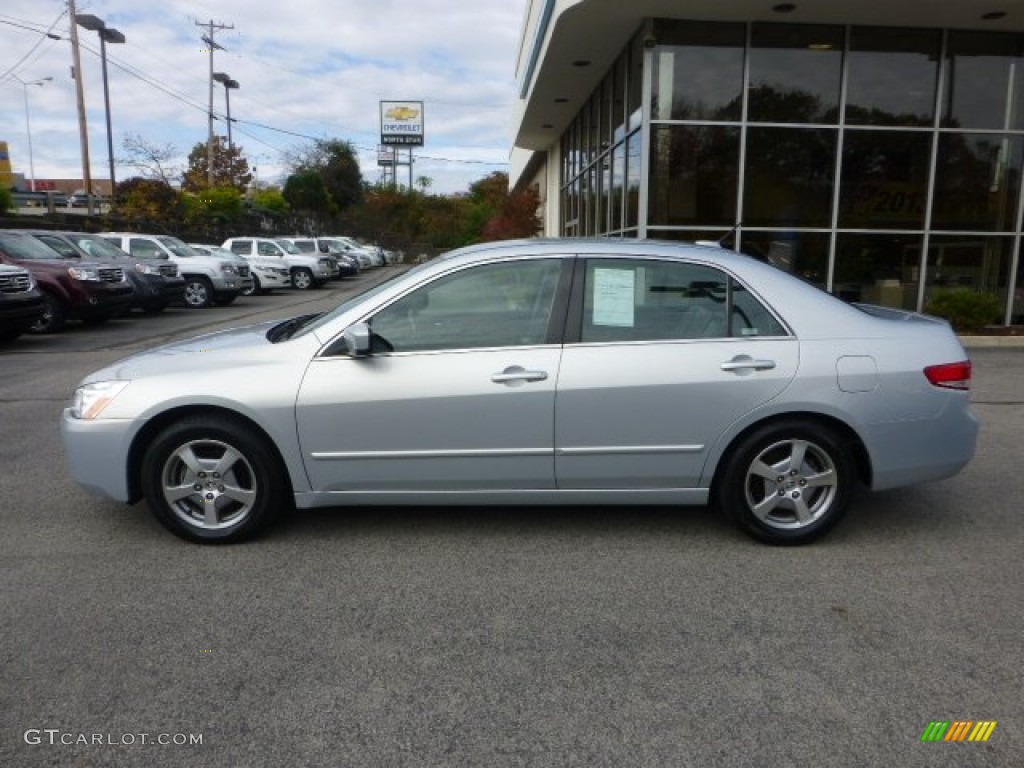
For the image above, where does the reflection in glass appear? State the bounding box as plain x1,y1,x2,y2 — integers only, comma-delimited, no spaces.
922,236,1011,310
932,134,1022,231
748,24,843,124
943,32,1024,130
833,233,923,308
651,21,745,121
627,35,643,133
740,231,831,290
626,130,641,230
650,126,739,226
839,130,931,229
611,141,626,232
743,127,837,227
846,27,940,126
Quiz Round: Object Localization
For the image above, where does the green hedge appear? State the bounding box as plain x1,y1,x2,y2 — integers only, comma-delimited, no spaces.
924,288,1002,333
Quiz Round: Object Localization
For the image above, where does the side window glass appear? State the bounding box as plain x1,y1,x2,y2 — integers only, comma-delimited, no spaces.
731,281,787,336
257,242,276,256
230,241,249,255
369,260,562,353
38,237,77,258
581,260,729,341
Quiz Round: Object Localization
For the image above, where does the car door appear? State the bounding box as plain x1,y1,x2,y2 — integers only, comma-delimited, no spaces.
295,257,570,494
555,256,799,490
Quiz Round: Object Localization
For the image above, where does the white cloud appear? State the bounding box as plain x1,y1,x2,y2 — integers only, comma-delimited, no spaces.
1,0,526,193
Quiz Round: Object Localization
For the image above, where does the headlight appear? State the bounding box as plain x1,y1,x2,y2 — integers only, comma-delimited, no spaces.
68,266,100,281
70,380,130,420
220,263,238,275
135,263,158,275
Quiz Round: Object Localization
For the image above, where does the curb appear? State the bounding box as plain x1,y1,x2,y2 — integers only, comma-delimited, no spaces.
959,336,1024,348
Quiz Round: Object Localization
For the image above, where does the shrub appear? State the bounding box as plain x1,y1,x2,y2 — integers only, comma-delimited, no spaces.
0,187,12,213
924,288,1002,333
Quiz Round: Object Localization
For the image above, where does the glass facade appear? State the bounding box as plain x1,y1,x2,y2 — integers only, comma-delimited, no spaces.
557,21,1024,323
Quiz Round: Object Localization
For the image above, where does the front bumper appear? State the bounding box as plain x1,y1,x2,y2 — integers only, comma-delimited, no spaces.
61,409,139,503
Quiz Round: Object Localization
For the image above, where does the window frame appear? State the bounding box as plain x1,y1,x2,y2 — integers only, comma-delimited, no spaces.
564,255,791,344
325,256,576,357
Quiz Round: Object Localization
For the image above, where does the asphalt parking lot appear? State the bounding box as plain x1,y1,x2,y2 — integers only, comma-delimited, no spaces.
1,275,1022,767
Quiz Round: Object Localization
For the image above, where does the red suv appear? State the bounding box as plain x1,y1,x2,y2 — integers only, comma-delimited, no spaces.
0,230,135,333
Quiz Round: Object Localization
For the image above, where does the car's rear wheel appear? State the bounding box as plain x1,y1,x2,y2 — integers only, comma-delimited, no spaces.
716,420,854,545
140,415,290,544
30,293,68,333
183,276,214,308
291,268,314,290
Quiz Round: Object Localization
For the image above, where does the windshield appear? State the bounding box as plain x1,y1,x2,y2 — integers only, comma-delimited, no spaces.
157,236,197,258
275,239,304,255
289,262,432,340
0,233,67,260
70,235,130,260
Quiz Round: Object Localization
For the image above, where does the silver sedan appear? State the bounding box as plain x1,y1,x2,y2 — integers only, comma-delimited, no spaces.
61,239,978,544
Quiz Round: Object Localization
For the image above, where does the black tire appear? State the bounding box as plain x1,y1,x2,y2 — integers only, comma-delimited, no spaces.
214,294,237,306
140,415,290,544
241,276,259,297
183,276,214,308
30,293,68,334
716,420,854,545
291,268,315,290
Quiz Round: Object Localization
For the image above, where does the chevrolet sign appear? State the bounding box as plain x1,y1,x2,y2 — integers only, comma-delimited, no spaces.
381,100,424,146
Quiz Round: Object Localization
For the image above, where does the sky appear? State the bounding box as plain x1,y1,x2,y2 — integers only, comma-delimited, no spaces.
1,0,528,195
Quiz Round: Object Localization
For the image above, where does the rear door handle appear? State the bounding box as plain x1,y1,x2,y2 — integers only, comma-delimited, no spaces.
491,366,549,384
721,357,776,372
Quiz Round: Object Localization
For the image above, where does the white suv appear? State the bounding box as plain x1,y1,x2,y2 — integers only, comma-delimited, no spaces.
190,244,291,295
99,233,250,308
221,237,335,290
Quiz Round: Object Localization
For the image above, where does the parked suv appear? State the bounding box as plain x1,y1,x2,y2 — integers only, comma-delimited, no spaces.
0,231,135,333
25,230,186,314
277,237,358,278
0,264,46,342
99,233,250,308
189,244,291,295
221,237,336,289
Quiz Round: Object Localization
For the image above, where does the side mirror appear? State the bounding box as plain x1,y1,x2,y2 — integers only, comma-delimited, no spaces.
342,322,372,357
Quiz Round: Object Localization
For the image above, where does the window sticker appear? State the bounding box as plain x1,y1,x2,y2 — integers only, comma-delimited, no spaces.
592,268,636,327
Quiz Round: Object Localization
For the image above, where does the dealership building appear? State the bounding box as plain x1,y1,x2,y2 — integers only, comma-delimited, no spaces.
511,0,1024,324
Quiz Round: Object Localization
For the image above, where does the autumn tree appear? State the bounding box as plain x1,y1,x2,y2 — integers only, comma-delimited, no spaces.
112,177,182,223
182,136,253,193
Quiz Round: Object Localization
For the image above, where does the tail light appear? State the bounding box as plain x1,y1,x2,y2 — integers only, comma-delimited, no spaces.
924,361,972,390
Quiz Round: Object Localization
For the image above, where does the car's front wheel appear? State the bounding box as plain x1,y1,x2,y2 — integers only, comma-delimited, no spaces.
291,268,315,290
140,415,290,544
182,276,214,308
716,420,855,545
241,276,259,296
30,293,68,333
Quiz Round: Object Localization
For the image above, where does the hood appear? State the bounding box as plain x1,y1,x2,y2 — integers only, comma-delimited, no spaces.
83,319,286,383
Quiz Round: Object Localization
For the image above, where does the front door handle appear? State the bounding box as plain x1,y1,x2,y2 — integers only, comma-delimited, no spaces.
491,365,549,385
721,356,776,372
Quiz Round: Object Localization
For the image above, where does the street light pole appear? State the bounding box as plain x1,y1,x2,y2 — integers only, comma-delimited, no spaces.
12,75,52,193
75,14,125,206
212,72,239,151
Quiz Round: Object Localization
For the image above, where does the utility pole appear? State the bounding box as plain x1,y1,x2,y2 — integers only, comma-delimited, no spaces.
196,19,233,187
67,0,93,212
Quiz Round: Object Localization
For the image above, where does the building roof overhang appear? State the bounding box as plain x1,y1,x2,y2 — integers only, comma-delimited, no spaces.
514,0,1024,151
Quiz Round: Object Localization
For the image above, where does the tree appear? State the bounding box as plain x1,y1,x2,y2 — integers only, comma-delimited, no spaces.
182,136,252,193
250,187,290,214
0,186,12,213
112,177,182,223
283,169,335,216
121,133,181,186
184,186,244,224
286,139,363,211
